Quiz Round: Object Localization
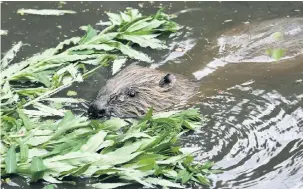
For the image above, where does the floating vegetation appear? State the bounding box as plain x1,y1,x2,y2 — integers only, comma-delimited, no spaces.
17,9,77,16
1,8,218,188
266,31,285,61
0,29,8,35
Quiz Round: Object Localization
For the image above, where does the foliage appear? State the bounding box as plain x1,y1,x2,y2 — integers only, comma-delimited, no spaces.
1,8,180,117
266,31,285,61
0,8,218,188
1,108,216,188
17,9,77,16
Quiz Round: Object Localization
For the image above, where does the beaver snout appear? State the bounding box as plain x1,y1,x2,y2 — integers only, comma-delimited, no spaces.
87,103,108,118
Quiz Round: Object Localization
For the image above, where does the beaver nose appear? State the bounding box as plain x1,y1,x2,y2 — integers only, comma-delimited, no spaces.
87,103,107,118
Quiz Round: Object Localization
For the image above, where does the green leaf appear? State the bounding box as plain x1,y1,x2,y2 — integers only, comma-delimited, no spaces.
42,184,55,189
106,12,122,25
68,44,116,52
102,118,129,131
119,34,167,50
113,42,152,63
112,58,127,75
31,72,51,87
69,49,95,55
120,12,132,23
44,152,103,166
80,130,107,152
31,156,47,182
79,25,98,44
126,8,142,20
86,32,119,44
177,169,192,184
88,182,131,189
1,48,55,81
54,37,81,53
144,177,184,188
31,102,66,117
67,90,77,96
1,41,23,70
141,107,153,122
200,161,215,169
25,136,52,146
0,29,8,36
17,109,32,130
272,32,283,40
50,102,63,109
271,48,284,61
44,97,87,103
266,48,284,61
17,8,76,16
124,17,153,32
195,174,210,186
0,142,8,155
5,146,17,174
19,142,29,163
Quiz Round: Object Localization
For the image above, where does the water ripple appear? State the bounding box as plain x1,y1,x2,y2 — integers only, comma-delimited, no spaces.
186,81,303,189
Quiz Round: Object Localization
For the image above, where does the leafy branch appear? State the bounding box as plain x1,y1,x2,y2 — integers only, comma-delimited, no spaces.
1,8,219,188
1,8,180,117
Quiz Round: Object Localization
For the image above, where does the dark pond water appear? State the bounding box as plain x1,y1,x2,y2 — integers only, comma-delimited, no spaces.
1,1,303,189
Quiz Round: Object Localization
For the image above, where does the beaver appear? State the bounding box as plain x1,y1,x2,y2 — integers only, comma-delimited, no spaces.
87,64,199,118
194,17,303,80
88,18,303,118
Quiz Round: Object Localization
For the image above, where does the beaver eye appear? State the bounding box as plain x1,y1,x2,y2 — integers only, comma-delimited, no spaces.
127,89,136,97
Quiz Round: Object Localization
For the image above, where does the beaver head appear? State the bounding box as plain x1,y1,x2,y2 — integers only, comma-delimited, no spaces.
88,65,199,118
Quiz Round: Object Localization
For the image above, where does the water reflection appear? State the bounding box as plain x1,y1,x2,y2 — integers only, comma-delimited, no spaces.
185,80,303,189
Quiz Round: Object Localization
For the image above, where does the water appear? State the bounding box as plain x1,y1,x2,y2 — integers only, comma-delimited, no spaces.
1,1,303,189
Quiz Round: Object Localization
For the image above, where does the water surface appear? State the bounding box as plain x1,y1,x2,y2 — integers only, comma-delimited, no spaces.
1,1,303,189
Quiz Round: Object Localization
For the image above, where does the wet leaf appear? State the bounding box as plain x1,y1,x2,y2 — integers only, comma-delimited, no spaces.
44,97,87,103
88,182,131,189
1,41,23,69
85,32,118,44
5,178,20,187
0,142,8,155
271,48,284,60
177,169,192,184
17,109,32,130
5,146,17,174
106,12,123,25
31,156,47,181
102,118,129,131
80,130,107,152
32,72,51,87
119,34,167,50
54,37,81,53
0,29,8,35
17,9,76,16
195,174,210,186
42,184,55,189
32,102,66,117
114,42,152,62
79,25,98,44
26,136,52,146
112,58,127,75
67,90,77,96
19,142,29,163
272,32,283,40
144,177,184,188
68,44,115,52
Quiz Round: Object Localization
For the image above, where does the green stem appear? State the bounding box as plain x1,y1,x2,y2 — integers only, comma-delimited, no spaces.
99,25,115,35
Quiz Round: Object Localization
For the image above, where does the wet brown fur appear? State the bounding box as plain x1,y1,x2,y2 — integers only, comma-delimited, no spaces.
89,65,199,118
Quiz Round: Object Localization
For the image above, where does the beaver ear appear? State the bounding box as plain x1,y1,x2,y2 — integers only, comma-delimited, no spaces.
159,74,176,88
